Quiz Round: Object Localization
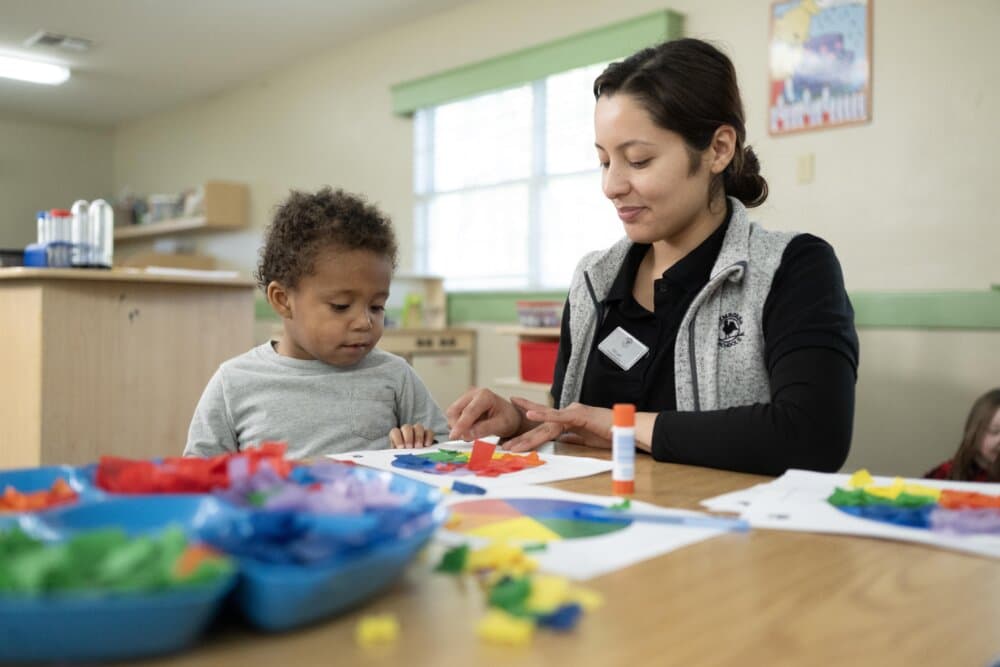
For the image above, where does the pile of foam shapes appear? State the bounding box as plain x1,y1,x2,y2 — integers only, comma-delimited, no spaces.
827,469,1000,534
0,443,444,663
393,439,545,478
434,541,604,645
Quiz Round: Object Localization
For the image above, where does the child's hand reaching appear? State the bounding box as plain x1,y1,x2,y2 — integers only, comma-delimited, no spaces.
389,424,436,449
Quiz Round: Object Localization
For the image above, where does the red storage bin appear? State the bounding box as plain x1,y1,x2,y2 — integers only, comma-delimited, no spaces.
519,340,559,384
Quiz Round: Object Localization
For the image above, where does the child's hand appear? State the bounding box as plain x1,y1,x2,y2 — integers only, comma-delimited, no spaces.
389,424,436,449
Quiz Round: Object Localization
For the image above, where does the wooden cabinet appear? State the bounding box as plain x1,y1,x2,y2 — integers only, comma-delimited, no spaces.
378,328,476,410
0,268,255,468
114,181,248,242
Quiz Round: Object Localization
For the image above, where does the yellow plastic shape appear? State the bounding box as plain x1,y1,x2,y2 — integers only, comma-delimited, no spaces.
476,609,535,646
355,613,400,647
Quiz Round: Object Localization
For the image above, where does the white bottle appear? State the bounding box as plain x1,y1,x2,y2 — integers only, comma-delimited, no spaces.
88,199,114,269
70,199,90,267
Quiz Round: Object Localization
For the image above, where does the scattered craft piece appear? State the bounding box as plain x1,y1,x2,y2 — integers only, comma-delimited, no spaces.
466,542,538,575
435,540,600,640
524,574,571,615
537,603,583,631
95,442,292,494
435,544,469,573
467,440,497,472
476,609,534,646
451,481,488,495
355,613,400,647
0,478,78,512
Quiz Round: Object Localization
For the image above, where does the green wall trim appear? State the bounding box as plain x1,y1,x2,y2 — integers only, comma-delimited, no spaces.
260,290,1000,330
390,10,684,115
850,291,1000,330
447,290,568,323
445,290,1000,330
255,294,277,320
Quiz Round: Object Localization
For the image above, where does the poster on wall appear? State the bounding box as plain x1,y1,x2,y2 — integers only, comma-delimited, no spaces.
768,0,872,135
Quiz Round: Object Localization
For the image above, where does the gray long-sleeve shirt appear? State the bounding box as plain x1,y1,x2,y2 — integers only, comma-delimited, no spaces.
184,342,448,459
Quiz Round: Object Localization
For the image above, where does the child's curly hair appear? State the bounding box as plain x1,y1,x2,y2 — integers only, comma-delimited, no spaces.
255,187,398,291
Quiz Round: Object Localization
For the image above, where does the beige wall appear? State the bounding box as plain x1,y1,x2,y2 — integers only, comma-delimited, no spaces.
112,0,1000,289
850,330,999,477
110,0,1000,474
0,113,112,248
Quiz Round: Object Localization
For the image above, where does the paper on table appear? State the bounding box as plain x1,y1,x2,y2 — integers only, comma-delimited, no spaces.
738,469,1000,559
699,483,772,513
434,485,735,580
329,439,613,490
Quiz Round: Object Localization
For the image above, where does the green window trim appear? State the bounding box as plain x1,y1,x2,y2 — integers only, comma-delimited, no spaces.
390,10,684,115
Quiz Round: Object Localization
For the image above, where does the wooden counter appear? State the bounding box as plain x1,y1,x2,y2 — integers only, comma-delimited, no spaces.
0,268,255,467
138,445,1000,667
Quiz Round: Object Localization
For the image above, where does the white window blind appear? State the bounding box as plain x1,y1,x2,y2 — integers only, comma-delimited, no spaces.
413,62,622,290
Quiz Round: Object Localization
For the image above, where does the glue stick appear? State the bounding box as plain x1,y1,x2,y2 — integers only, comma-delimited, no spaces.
612,403,635,496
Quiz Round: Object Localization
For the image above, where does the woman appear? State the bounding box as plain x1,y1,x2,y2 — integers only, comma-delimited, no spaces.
447,38,859,476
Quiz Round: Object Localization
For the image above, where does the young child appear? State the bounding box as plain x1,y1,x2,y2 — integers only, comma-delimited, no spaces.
184,187,448,458
925,388,1000,482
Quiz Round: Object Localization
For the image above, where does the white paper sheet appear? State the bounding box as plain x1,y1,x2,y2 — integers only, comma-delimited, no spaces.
699,482,772,513
433,485,734,580
329,439,613,490
736,469,1000,559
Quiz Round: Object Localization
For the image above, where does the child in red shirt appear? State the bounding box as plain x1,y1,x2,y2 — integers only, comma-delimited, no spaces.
925,388,1000,482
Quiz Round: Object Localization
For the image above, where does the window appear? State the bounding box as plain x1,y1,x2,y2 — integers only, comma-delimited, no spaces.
413,62,623,290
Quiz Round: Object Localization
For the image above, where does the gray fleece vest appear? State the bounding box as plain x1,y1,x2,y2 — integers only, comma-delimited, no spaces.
559,198,797,412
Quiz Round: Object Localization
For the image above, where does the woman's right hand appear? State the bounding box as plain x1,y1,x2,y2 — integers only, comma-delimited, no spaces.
446,387,524,441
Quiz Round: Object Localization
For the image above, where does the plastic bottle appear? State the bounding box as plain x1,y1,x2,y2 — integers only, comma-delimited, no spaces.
24,211,51,267
87,199,114,269
35,210,49,244
612,403,636,497
48,209,73,267
70,199,90,267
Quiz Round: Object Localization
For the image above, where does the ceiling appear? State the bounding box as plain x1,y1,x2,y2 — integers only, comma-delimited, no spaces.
0,0,471,128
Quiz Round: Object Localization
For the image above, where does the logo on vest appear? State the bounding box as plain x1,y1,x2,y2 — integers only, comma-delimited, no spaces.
719,312,744,348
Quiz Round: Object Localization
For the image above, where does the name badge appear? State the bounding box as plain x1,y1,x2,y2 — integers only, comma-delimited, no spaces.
597,326,649,371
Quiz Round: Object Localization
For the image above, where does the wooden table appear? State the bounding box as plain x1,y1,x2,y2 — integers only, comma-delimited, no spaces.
0,268,255,467
138,445,1000,667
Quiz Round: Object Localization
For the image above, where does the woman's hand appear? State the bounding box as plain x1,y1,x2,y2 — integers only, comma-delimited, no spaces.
446,387,524,441
389,423,436,448
502,398,614,452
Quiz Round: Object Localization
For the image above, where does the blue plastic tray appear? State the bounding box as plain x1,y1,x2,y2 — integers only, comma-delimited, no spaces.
1,462,445,648
0,576,235,663
42,493,237,537
0,491,237,663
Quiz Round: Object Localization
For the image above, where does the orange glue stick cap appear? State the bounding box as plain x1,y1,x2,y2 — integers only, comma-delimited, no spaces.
613,404,635,427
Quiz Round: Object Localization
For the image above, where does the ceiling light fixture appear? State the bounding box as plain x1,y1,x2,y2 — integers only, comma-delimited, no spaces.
0,54,70,85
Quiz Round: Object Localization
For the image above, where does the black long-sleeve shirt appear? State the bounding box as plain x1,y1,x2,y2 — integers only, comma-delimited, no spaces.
550,214,859,476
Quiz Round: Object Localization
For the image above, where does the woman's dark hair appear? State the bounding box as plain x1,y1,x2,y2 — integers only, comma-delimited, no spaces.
255,187,398,291
949,388,1000,482
594,38,767,208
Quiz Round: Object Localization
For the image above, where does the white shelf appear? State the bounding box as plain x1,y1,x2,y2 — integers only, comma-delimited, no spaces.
114,181,248,243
